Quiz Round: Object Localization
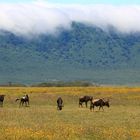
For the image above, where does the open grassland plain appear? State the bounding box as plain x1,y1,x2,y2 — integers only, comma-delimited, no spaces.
0,87,140,140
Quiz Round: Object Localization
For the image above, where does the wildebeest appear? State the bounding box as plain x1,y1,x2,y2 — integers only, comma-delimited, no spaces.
0,95,5,107
57,97,63,110
79,96,93,108
15,94,29,107
90,98,110,111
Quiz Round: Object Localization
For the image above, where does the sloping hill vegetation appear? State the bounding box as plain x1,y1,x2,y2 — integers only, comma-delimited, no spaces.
0,22,140,85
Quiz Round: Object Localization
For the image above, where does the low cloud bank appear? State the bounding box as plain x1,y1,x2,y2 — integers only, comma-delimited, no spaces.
0,2,140,36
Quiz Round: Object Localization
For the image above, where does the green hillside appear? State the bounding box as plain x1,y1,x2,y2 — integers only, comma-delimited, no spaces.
0,23,140,85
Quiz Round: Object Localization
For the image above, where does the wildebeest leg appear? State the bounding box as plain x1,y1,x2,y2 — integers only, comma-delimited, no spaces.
28,101,29,106
25,101,27,107
99,105,104,111
81,103,83,107
85,102,88,108
90,103,93,111
23,101,24,106
79,102,83,108
100,102,104,111
21,101,24,107
102,106,104,111
90,104,94,111
19,100,22,107
79,102,82,107
92,105,94,111
0,101,3,107
57,106,61,110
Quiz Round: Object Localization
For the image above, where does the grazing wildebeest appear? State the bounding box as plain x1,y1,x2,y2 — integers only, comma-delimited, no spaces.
0,95,5,107
79,96,93,108
57,97,63,110
15,94,29,107
90,98,110,111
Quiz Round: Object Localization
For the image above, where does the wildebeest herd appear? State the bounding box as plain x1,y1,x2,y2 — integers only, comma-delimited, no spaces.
79,95,110,111
0,94,110,111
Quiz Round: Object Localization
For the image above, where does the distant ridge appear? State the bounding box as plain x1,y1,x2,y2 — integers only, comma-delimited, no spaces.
0,22,140,85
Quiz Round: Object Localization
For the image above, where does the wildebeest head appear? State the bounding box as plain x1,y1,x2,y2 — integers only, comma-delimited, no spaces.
105,100,110,107
89,96,93,101
59,105,63,110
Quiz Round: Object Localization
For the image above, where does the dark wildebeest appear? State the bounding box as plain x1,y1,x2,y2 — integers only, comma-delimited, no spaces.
57,97,63,110
15,94,29,107
0,95,5,107
79,96,93,108
90,98,110,111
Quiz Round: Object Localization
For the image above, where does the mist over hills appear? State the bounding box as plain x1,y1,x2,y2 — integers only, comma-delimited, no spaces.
0,22,140,85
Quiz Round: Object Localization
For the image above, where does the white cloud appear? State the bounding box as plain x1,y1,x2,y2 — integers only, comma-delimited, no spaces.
0,2,140,36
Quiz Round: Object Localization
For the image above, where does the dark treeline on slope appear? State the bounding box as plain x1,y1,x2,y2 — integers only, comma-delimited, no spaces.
31,81,94,87
0,82,26,87
0,22,140,85
0,81,94,87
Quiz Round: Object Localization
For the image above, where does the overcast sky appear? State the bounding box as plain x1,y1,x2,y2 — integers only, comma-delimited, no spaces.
47,0,140,5
1,0,140,36
2,0,140,5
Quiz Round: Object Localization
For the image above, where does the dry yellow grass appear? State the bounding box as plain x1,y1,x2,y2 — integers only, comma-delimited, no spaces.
0,86,140,140
1,86,140,95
